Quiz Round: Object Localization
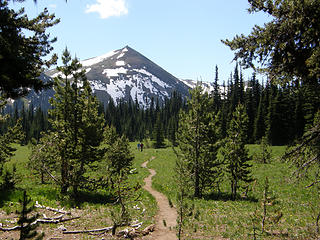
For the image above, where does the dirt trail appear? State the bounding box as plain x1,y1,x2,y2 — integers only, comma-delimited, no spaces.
141,157,177,240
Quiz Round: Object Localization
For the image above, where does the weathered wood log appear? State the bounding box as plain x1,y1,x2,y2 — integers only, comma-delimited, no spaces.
63,226,113,234
42,214,65,220
37,216,80,224
35,202,70,215
141,224,155,235
130,222,143,228
0,216,80,232
0,225,21,231
63,221,143,235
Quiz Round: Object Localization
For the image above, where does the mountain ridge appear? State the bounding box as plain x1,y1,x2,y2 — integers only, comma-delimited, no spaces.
42,46,190,108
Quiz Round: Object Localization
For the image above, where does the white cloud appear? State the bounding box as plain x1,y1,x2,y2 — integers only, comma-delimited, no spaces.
85,0,128,19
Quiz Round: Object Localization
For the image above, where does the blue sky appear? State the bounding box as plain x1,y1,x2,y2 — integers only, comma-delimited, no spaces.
10,0,271,83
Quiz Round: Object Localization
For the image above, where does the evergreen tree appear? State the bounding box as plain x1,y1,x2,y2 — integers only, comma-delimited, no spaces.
212,65,221,111
174,146,193,240
285,110,320,188
245,73,260,142
221,104,253,200
229,65,240,113
105,133,134,178
0,111,23,189
153,112,165,148
29,132,59,184
104,127,137,228
168,116,178,146
46,48,104,196
253,136,272,164
0,1,59,99
177,85,223,198
293,83,305,139
223,0,320,85
17,191,44,240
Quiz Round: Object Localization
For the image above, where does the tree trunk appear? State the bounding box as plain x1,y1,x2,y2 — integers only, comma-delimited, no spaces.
194,161,200,198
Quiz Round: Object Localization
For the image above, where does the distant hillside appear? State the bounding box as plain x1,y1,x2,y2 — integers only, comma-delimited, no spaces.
18,46,190,110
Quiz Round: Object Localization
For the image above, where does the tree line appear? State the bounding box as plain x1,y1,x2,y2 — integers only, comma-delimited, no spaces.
2,64,319,147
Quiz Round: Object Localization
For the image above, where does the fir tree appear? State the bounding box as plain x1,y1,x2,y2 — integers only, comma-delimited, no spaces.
17,191,44,240
0,112,23,190
254,136,272,164
104,127,138,229
212,65,221,112
46,48,104,197
177,85,223,198
223,0,320,85
0,1,59,99
105,134,134,178
29,131,61,184
221,103,253,200
153,112,165,148
285,110,320,188
174,146,193,240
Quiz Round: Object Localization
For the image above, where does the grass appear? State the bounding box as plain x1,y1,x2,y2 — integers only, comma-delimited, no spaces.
0,142,158,240
1,142,320,239
145,144,320,239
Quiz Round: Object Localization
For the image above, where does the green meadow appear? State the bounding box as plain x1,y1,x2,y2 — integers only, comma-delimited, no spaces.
1,143,319,239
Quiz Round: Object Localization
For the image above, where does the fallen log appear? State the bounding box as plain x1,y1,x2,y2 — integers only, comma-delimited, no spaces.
0,216,80,231
130,222,143,228
141,224,155,235
38,216,80,224
35,202,70,215
42,214,65,220
63,226,113,234
63,221,143,235
0,225,20,231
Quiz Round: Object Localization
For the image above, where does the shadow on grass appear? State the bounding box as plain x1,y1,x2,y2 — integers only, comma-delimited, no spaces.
0,188,24,208
204,191,258,202
64,190,115,207
0,187,114,209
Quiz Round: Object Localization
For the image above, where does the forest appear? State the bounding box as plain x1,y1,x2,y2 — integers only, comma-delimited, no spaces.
2,63,318,147
1,0,320,239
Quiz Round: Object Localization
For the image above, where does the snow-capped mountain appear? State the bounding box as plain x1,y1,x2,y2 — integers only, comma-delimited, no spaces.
38,46,189,108
180,79,215,93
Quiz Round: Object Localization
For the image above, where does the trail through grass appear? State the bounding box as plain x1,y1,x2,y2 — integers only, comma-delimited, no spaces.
1,143,319,239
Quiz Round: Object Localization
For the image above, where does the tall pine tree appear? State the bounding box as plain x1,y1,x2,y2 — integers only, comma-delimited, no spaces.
221,103,253,200
177,85,223,198
47,48,104,197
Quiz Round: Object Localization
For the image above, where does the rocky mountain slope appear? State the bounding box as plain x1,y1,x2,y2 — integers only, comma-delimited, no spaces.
25,46,190,110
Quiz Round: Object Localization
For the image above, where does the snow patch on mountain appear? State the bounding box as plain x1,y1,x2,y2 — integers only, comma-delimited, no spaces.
130,86,144,105
116,60,126,66
106,79,125,102
81,50,119,67
117,53,125,59
180,79,215,93
90,80,107,91
134,69,170,88
35,46,190,110
180,79,195,88
103,67,127,77
49,67,92,79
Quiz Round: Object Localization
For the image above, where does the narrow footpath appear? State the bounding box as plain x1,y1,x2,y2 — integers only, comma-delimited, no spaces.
141,157,177,240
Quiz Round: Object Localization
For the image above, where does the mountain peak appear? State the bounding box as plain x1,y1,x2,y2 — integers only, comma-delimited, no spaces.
40,46,190,109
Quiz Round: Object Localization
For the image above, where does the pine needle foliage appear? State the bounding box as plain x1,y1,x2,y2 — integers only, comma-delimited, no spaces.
0,0,59,99
221,103,253,200
285,110,320,188
34,48,106,197
176,85,223,198
253,136,272,164
17,190,44,240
